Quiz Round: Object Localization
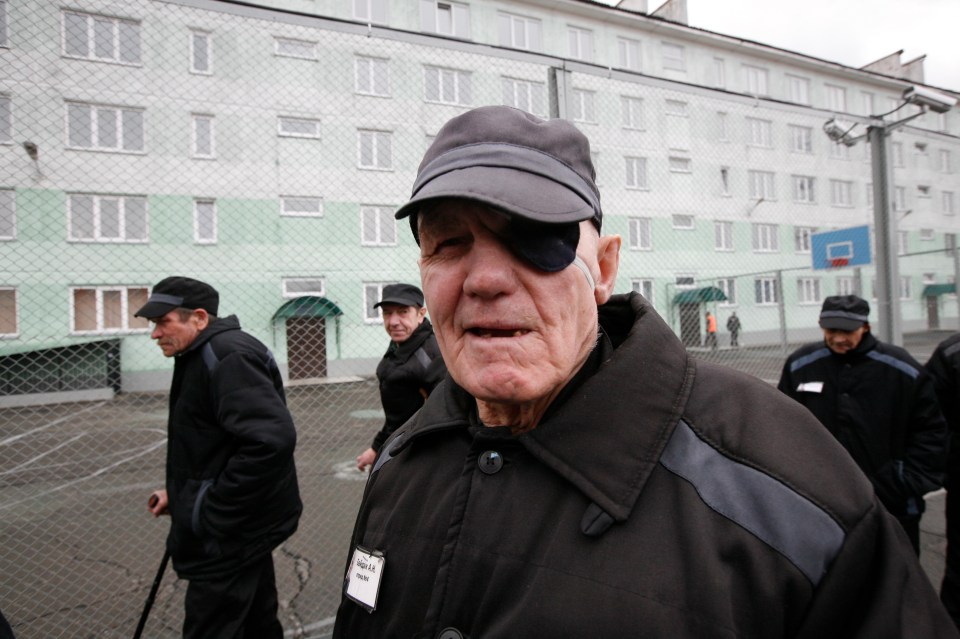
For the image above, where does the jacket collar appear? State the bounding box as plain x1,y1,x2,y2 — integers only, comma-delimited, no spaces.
387,318,434,363
178,315,241,356
399,293,694,523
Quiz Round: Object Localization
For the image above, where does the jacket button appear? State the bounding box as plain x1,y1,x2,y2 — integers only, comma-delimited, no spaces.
437,628,464,639
478,450,503,474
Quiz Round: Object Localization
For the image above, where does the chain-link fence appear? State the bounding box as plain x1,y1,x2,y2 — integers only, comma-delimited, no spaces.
1,0,959,637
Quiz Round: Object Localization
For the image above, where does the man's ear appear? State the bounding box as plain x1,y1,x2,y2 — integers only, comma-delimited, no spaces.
593,234,621,306
193,308,210,331
418,305,428,322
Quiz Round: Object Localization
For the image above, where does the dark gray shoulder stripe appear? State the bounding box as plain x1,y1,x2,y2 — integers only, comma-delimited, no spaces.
789,347,831,373
414,347,431,370
660,420,845,586
866,351,919,379
201,342,219,372
372,431,405,475
945,341,960,358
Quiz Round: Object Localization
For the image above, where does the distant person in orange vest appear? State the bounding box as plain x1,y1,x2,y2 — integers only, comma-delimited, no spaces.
705,311,718,350
726,312,741,347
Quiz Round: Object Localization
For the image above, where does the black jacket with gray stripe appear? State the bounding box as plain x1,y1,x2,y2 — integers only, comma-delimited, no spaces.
166,315,302,580
334,293,956,638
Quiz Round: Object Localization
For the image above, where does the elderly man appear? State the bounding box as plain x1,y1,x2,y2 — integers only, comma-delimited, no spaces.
137,276,302,639
333,106,956,637
355,283,445,471
779,295,947,554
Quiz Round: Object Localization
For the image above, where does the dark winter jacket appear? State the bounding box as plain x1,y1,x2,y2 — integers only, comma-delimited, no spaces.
165,315,302,580
371,318,445,452
778,332,947,519
927,332,960,482
334,293,955,638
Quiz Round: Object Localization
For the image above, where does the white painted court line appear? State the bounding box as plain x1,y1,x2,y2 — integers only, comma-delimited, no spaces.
0,401,106,447
0,433,87,475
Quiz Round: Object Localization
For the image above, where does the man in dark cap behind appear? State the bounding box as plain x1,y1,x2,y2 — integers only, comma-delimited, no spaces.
137,276,302,639
779,294,947,554
334,106,957,637
355,283,446,471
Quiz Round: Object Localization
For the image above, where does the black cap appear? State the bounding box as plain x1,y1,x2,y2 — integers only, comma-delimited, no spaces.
373,283,424,309
819,295,870,331
134,276,219,319
395,106,601,273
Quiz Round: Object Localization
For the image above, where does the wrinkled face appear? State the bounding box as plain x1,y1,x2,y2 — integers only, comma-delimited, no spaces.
417,200,616,407
150,309,206,357
823,324,869,354
380,303,426,343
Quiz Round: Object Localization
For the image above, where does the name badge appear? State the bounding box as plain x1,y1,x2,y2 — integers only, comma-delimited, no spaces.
344,546,385,613
797,381,824,393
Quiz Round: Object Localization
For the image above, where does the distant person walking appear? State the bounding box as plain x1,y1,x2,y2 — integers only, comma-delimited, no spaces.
705,311,717,350
726,312,741,347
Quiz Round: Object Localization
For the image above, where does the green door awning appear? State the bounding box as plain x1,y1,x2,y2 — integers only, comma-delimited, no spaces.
922,283,956,297
272,296,343,321
672,286,728,305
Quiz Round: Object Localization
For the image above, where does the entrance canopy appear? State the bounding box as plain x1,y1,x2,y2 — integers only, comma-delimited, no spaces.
272,296,343,321
672,286,728,305
922,284,956,297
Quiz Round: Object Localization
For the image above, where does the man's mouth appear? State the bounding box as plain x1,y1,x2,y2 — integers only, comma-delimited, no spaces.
468,328,529,338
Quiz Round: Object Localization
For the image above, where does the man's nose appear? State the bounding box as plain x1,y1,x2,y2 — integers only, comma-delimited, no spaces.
463,234,520,298
151,326,162,339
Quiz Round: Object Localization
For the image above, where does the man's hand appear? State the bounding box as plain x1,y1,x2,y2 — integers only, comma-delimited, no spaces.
356,448,377,472
147,489,169,517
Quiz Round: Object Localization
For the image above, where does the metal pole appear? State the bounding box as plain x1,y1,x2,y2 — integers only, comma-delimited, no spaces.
853,267,862,297
954,246,960,329
868,125,903,346
776,270,788,354
549,66,571,120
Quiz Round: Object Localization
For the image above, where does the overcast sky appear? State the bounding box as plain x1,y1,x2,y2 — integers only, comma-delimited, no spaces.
672,0,959,90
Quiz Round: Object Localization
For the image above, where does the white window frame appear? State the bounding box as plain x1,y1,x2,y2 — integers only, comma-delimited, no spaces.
752,223,779,253
672,214,694,230
900,276,912,300
715,221,733,251
282,277,325,298
355,56,390,97
497,12,541,51
571,89,596,123
789,125,813,153
501,77,546,116
793,176,816,204
631,279,654,305
274,36,318,60
940,149,952,173
661,42,685,71
625,156,648,190
0,1,8,49
358,129,392,170
786,75,810,105
837,276,855,296
280,196,324,218
70,285,150,334
424,66,472,106
354,0,388,24
892,142,904,167
944,191,956,216
920,228,935,241
617,37,641,71
746,117,772,148
717,112,729,141
712,57,725,88
825,84,847,112
62,10,141,65
66,101,145,153
193,198,217,244
189,29,212,74
0,93,10,144
0,287,18,337
364,282,393,323
68,193,148,243
361,205,397,246
755,277,779,305
669,157,692,173
898,230,909,255
742,64,769,96
621,95,643,130
421,0,470,38
794,227,815,253
797,278,822,305
717,278,736,306
567,25,593,62
278,116,321,139
830,180,854,207
628,217,652,250
191,113,215,159
861,91,875,116
894,186,907,212
748,170,775,200
0,188,14,240
665,100,688,117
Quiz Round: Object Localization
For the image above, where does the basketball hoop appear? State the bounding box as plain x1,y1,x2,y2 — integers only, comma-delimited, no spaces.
829,257,849,268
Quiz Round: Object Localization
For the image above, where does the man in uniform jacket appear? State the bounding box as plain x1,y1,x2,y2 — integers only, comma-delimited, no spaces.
333,106,957,638
356,283,446,471
928,332,960,627
778,294,946,554
138,276,302,639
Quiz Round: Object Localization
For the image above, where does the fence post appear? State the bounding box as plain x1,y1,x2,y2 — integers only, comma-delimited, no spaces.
776,269,788,354
869,124,903,346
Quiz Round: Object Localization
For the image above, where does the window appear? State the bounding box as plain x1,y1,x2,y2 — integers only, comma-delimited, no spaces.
900,276,912,300
278,116,320,139
190,30,212,74
676,275,696,289
66,102,144,152
0,288,16,336
501,77,546,116
71,286,149,334
897,230,909,255
617,37,641,71
748,170,775,200
665,100,688,116
661,42,685,71
795,227,815,253
755,277,779,305
355,56,389,96
786,75,810,105
752,223,779,252
830,180,853,207
567,26,593,61
716,112,728,141
421,1,469,38
0,0,7,48
281,196,323,217
62,10,141,65
364,282,393,322
717,278,736,305
920,228,935,241
720,167,730,195
940,149,952,173
274,37,318,60
669,157,691,173
837,276,855,296
825,84,846,112
191,114,215,158
793,176,816,203
712,57,725,88
621,96,643,129
571,89,596,123
715,221,733,251
0,189,13,239
68,193,147,242
918,185,931,198
894,186,907,212
892,142,904,167
358,130,392,170
797,278,822,304
631,279,654,304
0,94,9,143
497,12,541,51
742,65,768,96
944,191,956,216
282,277,325,298
861,91,875,116
625,157,647,190
628,217,651,250
946,233,957,256
354,0,387,24
672,214,694,230
361,205,396,246
789,125,812,153
192,199,216,244
425,66,472,106
746,118,772,147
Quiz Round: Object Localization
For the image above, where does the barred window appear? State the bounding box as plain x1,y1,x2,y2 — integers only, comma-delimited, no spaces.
68,193,147,243
62,10,141,65
71,286,149,333
355,56,389,96
66,102,145,152
424,66,471,106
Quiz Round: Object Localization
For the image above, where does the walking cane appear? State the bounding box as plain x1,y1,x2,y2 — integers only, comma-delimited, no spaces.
134,495,170,639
